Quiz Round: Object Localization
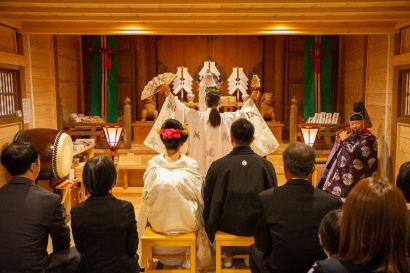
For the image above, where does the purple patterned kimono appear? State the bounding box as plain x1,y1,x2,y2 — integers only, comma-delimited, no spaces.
317,129,378,201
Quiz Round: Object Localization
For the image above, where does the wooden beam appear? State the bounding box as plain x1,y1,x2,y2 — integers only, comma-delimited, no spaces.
2,0,409,4
0,19,22,29
392,52,410,66
2,6,410,15
0,51,25,66
19,21,398,35
396,20,410,28
3,14,410,22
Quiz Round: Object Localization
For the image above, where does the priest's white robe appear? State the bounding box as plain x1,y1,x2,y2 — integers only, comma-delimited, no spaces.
144,94,279,177
137,154,213,268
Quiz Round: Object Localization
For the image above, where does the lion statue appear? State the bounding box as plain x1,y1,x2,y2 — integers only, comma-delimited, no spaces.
141,96,158,121
260,93,277,121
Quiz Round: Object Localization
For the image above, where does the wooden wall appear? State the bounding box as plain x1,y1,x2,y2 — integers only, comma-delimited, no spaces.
0,25,22,186
121,35,306,125
396,123,410,177
156,35,264,106
55,36,82,122
285,36,306,123
23,34,58,129
339,35,367,123
0,25,17,54
393,26,410,179
365,34,394,177
400,26,410,54
117,36,135,119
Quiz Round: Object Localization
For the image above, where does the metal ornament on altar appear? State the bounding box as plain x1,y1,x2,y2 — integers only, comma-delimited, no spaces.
13,128,73,179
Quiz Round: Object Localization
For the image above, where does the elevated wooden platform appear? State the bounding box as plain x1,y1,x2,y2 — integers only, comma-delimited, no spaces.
109,144,330,188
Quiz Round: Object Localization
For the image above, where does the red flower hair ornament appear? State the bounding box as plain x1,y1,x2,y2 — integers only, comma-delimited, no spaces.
156,124,189,140
160,128,181,140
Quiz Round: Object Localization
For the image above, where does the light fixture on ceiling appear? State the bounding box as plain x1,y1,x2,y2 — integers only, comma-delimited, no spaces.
120,26,148,34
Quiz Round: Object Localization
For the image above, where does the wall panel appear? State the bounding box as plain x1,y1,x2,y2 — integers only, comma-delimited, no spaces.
340,35,366,123
156,35,263,102
23,34,57,129
55,35,81,122
365,34,394,177
0,25,17,54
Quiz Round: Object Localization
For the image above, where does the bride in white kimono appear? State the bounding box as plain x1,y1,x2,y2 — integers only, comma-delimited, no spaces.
144,87,279,177
138,119,213,269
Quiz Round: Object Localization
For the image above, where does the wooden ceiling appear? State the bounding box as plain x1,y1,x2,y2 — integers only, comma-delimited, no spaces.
0,0,410,35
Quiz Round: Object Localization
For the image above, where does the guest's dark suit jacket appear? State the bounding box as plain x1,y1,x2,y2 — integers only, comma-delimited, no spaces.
71,194,139,273
0,176,70,273
204,146,277,242
254,179,340,273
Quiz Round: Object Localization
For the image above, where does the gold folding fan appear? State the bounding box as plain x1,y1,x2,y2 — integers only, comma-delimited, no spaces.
141,72,177,100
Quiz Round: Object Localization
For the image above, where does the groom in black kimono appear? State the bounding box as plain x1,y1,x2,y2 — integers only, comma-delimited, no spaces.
204,118,277,267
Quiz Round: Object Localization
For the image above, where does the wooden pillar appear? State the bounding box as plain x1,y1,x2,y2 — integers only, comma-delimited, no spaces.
273,36,285,123
57,97,64,130
123,96,132,149
289,97,298,143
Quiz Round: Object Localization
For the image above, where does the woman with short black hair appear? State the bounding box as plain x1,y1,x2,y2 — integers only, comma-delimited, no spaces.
71,156,140,273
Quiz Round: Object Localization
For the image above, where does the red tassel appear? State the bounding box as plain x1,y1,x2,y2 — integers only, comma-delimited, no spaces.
314,59,320,74
106,57,112,70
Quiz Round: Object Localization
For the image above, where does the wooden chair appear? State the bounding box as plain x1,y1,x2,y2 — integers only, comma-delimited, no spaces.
141,226,196,273
215,231,254,273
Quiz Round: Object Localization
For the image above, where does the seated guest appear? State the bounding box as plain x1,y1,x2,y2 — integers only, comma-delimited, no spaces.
0,142,76,273
318,209,342,258
71,156,140,273
204,118,277,267
250,142,339,273
307,209,342,273
311,177,408,273
397,161,410,202
138,119,212,269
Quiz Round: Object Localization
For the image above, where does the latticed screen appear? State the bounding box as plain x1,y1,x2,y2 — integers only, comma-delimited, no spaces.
402,69,410,117
0,70,18,118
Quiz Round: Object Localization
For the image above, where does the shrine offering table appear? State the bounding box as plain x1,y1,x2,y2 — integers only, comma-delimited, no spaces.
63,122,105,147
133,121,154,145
266,121,284,144
117,153,146,188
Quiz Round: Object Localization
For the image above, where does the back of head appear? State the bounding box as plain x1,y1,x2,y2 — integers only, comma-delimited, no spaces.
206,92,221,128
1,142,38,176
230,118,254,146
396,161,410,202
83,156,116,196
282,142,315,178
318,209,342,257
159,119,189,151
339,177,408,273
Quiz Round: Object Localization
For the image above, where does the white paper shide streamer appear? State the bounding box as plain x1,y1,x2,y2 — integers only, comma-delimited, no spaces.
172,66,193,101
228,67,248,101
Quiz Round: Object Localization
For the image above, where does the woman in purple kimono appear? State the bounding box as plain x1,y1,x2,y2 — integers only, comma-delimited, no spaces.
317,113,377,202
